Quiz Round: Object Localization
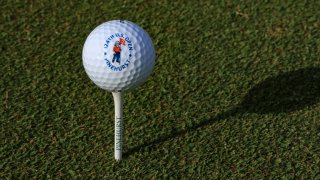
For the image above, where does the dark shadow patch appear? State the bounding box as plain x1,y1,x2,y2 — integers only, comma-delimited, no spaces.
241,67,320,114
124,67,320,157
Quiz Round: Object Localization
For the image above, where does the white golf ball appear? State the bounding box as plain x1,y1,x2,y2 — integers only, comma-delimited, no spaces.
82,20,156,91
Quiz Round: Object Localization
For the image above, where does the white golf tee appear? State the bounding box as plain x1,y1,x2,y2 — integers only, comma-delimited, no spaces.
112,91,124,161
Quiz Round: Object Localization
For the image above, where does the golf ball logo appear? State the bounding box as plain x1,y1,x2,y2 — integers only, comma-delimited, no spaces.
104,33,134,72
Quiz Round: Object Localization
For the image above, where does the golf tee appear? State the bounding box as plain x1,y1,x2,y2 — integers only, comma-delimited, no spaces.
112,91,124,161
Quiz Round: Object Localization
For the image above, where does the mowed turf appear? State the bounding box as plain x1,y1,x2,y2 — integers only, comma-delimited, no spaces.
1,0,320,178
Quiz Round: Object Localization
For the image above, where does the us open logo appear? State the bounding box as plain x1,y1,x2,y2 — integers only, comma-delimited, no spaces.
103,33,134,71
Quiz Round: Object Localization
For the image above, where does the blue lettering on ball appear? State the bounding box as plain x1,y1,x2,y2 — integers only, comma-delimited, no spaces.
105,59,131,72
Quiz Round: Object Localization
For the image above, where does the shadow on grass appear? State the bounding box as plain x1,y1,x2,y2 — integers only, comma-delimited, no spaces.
241,67,320,114
124,67,320,157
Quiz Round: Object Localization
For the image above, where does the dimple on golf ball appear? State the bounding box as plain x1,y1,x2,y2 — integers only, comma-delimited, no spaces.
82,20,156,91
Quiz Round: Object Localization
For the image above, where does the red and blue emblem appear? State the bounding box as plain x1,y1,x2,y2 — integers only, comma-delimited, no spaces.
104,33,134,71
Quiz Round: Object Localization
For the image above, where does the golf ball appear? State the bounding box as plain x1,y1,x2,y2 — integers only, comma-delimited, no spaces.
82,20,156,91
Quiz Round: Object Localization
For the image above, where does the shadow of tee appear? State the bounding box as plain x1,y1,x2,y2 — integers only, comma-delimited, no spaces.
124,67,320,157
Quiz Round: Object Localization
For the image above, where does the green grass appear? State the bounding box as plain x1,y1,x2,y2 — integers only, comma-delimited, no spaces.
1,0,320,178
